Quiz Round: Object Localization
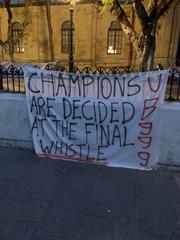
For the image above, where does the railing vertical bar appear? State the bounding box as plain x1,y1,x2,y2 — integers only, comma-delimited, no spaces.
6,72,9,92
176,75,180,100
17,77,20,92
0,67,3,91
12,74,15,92
168,69,174,100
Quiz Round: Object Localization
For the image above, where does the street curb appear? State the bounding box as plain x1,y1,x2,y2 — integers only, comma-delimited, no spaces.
158,164,180,172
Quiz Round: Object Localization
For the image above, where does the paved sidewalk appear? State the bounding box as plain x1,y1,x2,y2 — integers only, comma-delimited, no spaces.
0,146,180,240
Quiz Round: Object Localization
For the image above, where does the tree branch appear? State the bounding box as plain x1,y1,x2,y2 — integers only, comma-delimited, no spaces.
148,0,158,21
111,0,136,32
148,0,158,13
23,0,31,28
4,0,14,61
133,0,149,33
110,0,144,56
0,40,6,48
4,0,13,43
4,0,12,23
157,0,176,20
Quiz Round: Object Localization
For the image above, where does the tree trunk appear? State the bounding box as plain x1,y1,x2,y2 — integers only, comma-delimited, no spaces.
139,36,151,71
147,35,156,71
45,0,54,61
139,34,155,71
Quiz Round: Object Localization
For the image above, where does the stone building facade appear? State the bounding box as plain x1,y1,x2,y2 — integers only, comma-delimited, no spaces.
0,1,179,69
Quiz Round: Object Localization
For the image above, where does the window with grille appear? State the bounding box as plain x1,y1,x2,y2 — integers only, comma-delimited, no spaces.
61,21,75,54
107,21,122,54
12,22,24,53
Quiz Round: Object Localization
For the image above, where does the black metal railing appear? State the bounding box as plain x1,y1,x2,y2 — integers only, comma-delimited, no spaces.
0,63,180,101
166,68,180,101
44,63,133,74
0,64,24,92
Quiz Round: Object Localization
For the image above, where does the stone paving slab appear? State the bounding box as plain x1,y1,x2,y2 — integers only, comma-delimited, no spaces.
0,146,180,240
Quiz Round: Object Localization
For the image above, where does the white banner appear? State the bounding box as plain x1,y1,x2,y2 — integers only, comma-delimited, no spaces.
23,66,168,170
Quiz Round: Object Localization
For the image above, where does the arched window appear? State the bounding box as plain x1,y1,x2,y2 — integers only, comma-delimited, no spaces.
61,21,75,54
107,21,122,54
12,22,24,53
